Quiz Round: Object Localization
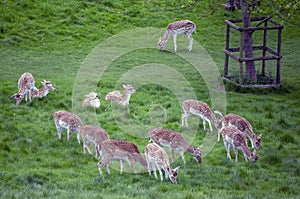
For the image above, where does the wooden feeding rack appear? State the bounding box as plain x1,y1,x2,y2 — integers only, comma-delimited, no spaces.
223,17,284,88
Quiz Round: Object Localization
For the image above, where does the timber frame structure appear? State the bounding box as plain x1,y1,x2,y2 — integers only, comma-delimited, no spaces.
223,17,284,88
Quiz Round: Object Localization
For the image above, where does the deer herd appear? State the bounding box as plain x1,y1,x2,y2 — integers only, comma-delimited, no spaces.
11,20,261,184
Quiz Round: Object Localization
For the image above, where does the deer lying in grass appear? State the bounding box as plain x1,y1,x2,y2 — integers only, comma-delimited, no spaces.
158,20,196,52
220,126,258,162
80,125,109,158
97,139,147,175
149,127,202,164
82,92,100,108
32,80,56,98
217,113,262,150
144,143,180,184
11,72,35,105
105,84,136,106
53,110,83,144
182,99,221,132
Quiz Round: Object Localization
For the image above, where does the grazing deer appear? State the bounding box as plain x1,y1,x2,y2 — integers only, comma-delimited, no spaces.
32,80,56,98
182,99,221,132
149,127,202,164
105,84,136,106
144,143,180,184
53,110,83,144
11,72,35,105
80,125,109,158
158,20,196,52
82,92,101,108
221,126,258,162
218,113,261,150
97,139,147,175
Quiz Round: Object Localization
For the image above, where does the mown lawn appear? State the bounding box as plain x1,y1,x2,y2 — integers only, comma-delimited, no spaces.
0,0,299,198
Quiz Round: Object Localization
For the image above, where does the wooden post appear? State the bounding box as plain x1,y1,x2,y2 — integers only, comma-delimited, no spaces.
224,24,230,77
239,30,244,85
276,28,282,85
262,20,267,77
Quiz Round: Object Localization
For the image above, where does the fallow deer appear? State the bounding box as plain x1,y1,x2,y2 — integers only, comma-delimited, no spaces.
158,20,196,52
218,113,261,150
32,80,56,98
221,126,258,162
82,92,101,108
80,125,109,158
105,84,136,106
11,72,35,105
144,143,180,184
53,110,83,144
97,139,147,175
149,127,202,164
182,99,221,132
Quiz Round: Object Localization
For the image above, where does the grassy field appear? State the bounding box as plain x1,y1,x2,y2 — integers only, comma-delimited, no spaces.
1,0,300,198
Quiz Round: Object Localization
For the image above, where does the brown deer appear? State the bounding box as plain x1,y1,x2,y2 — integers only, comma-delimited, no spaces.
218,113,261,150
32,80,56,98
80,125,109,158
144,143,180,184
182,99,221,132
220,126,258,162
82,92,100,108
97,139,147,175
11,72,35,105
158,20,196,52
105,84,136,106
53,110,83,144
149,127,202,164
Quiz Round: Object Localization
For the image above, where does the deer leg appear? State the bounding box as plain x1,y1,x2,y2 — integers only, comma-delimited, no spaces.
120,160,124,174
207,119,213,132
67,128,70,141
128,158,137,174
187,33,193,51
76,132,81,144
152,163,158,179
173,34,177,52
170,147,175,163
180,150,186,164
182,112,190,127
233,147,239,162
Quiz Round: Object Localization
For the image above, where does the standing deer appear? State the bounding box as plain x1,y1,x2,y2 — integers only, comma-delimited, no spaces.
97,139,147,175
182,99,221,132
220,126,258,162
218,113,261,150
11,72,35,105
32,80,56,98
105,84,136,106
82,92,100,108
53,110,83,144
80,125,109,158
158,20,196,52
144,143,180,184
149,127,202,164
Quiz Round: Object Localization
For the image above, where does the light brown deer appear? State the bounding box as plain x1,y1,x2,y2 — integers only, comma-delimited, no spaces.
218,113,261,150
149,127,202,164
158,20,196,52
82,92,100,108
32,80,56,98
144,143,180,184
80,125,109,158
182,99,221,132
53,110,83,144
11,72,35,105
105,84,136,106
97,139,147,175
220,126,258,162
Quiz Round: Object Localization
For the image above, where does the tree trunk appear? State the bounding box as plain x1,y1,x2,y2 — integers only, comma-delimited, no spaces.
241,0,257,82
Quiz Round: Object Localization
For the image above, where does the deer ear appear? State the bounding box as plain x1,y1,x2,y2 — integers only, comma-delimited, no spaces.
11,94,17,98
174,166,180,171
122,84,126,88
259,134,262,138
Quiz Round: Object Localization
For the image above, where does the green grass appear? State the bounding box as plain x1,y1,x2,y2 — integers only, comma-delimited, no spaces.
1,0,300,198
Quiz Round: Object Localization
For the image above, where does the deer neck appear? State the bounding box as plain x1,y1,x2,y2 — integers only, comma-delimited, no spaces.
186,145,196,155
121,91,132,104
35,86,49,97
162,30,170,42
241,143,252,159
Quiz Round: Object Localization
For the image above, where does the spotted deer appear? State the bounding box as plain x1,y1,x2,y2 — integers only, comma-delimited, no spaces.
32,80,56,98
80,125,109,158
221,126,258,162
218,113,261,150
149,127,202,164
182,99,221,132
105,84,136,106
11,72,35,105
158,20,196,52
144,143,180,184
53,110,83,144
97,139,147,175
82,92,100,108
